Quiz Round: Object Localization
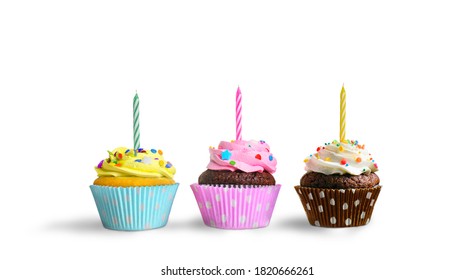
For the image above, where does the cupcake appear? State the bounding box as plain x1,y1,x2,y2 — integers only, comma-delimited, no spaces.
191,139,281,229
295,140,381,227
90,147,179,231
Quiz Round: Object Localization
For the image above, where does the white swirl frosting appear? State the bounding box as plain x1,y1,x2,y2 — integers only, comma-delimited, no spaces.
304,140,378,175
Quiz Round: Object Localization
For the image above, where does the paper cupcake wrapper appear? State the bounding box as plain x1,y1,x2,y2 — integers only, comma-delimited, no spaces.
190,183,281,229
294,185,381,227
90,183,179,231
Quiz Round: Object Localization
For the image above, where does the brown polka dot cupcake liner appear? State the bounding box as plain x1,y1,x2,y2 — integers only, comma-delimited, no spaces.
294,185,381,227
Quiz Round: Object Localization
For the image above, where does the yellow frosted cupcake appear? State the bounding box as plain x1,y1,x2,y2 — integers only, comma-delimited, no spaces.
90,147,179,231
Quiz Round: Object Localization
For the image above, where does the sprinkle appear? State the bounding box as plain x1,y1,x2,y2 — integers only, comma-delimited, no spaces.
159,160,165,167
158,150,163,155
166,162,172,168
118,153,123,159
325,157,331,161
151,149,157,154
345,164,349,167
340,159,347,165
363,168,366,172
142,157,152,164
317,147,321,152
125,149,130,154
135,159,142,163
116,163,122,167
248,144,251,148
356,157,362,163
336,143,340,147
255,154,262,160
230,160,236,165
316,154,320,159
269,155,274,161
221,150,232,160
259,140,266,144
339,146,344,152
266,148,270,152
374,163,378,169
138,148,143,152
372,160,375,162
154,158,159,160
332,140,338,144
230,140,235,143
304,159,309,163
97,160,104,169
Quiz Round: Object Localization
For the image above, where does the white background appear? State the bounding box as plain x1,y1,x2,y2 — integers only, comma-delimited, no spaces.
1,0,474,279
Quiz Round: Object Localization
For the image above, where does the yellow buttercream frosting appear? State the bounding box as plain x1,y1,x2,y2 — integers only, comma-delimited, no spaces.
95,147,176,179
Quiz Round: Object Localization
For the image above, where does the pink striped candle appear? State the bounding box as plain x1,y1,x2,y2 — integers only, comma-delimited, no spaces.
235,86,242,141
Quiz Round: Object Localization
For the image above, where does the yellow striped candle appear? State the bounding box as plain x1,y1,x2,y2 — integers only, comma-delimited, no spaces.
340,85,346,142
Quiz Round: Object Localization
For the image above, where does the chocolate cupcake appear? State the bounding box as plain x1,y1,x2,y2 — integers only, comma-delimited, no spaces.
191,140,281,229
199,169,276,186
295,140,381,227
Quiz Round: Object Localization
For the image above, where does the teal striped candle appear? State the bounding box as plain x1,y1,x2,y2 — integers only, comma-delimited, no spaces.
133,92,140,153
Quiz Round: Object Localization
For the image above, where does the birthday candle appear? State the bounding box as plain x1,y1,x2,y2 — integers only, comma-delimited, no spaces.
236,86,242,141
133,92,140,152
340,85,346,142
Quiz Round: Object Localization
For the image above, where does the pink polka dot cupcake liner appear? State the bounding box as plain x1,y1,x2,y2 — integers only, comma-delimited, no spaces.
90,184,179,231
190,183,281,229
294,185,381,227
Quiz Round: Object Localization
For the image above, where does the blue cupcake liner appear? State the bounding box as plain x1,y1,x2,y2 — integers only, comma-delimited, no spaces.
90,183,179,231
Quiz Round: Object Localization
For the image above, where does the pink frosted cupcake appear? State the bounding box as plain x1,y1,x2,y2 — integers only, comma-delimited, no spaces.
191,139,281,229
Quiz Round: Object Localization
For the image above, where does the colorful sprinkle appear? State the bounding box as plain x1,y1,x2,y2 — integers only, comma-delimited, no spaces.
118,153,123,159
116,163,122,167
230,160,236,165
221,150,232,160
325,157,331,161
374,163,378,169
340,159,347,165
151,149,157,154
158,150,163,155
345,164,349,167
317,147,321,152
356,157,362,163
304,158,309,163
363,168,366,172
125,149,130,154
269,155,274,161
259,140,266,144
255,154,262,160
159,160,165,167
339,146,344,151
135,159,142,163
166,162,172,168
97,160,104,169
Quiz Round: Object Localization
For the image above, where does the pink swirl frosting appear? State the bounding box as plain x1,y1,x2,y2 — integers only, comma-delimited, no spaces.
207,140,277,173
